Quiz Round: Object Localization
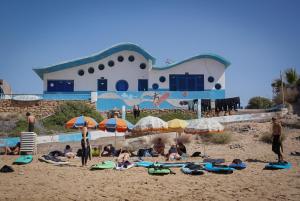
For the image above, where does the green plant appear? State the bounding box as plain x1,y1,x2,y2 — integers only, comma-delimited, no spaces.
42,101,104,133
246,96,274,109
260,132,286,144
199,132,232,144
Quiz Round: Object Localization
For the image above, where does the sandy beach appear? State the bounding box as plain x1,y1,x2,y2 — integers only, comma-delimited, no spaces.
1,121,300,201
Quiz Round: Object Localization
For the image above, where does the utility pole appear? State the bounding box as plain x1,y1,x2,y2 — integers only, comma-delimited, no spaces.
280,70,285,105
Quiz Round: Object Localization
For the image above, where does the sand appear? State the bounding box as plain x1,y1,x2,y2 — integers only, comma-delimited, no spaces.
0,121,300,201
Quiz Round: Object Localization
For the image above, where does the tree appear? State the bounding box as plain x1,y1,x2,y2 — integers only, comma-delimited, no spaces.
246,96,274,109
271,68,299,104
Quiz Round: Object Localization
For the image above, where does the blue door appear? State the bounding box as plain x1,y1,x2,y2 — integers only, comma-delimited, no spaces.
138,79,148,91
47,80,74,92
98,79,107,91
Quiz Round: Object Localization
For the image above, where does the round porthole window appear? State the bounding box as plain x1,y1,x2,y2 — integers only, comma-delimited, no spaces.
140,63,146,69
128,55,135,62
88,67,94,74
215,83,222,90
98,64,105,70
159,76,166,83
118,56,124,62
116,80,129,91
152,83,159,90
78,69,84,76
208,76,214,83
108,60,114,67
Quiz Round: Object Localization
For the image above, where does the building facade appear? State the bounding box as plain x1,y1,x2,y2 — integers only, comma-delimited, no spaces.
34,43,230,111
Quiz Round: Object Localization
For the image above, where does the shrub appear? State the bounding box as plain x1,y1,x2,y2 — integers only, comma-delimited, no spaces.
246,96,274,109
199,132,232,144
260,132,286,144
42,101,103,133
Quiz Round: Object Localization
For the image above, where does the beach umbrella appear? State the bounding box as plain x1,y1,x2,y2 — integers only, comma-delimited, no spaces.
133,116,168,132
65,115,98,129
99,118,133,132
167,118,188,139
184,118,224,134
167,119,188,131
99,118,134,147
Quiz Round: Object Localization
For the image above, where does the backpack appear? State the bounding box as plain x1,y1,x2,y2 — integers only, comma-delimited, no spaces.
232,159,242,164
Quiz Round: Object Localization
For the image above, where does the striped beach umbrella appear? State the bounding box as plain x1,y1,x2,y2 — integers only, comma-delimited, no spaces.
99,118,133,132
65,115,98,129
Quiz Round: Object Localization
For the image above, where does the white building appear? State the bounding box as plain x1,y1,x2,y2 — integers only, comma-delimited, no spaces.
34,43,230,110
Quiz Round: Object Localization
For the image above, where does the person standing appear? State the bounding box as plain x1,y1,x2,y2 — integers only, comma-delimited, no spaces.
26,112,35,132
81,122,90,166
272,117,283,162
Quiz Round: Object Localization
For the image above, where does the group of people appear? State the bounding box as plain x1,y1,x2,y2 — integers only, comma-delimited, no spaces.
153,138,187,160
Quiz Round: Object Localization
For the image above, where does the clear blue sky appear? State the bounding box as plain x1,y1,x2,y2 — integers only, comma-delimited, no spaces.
0,0,299,106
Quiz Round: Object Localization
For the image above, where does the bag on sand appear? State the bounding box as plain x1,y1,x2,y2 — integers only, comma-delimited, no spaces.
0,165,14,173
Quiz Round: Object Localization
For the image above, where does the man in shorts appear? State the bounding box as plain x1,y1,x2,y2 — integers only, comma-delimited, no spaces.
272,117,283,162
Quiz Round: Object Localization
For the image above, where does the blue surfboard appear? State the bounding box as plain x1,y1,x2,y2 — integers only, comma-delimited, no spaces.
265,162,291,170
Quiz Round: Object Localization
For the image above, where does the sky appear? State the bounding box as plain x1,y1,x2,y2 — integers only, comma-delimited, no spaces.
0,0,299,106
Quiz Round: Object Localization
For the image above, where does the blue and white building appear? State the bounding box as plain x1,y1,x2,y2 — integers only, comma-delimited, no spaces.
34,43,230,111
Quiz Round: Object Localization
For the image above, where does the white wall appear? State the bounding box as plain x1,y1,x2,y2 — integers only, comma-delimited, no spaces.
44,53,226,92
44,51,150,91
149,58,225,90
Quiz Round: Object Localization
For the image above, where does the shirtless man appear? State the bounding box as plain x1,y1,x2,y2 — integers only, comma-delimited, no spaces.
26,112,35,132
272,117,283,162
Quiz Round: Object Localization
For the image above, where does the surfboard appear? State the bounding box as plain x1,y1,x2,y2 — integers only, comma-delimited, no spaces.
13,155,33,165
265,161,291,170
155,92,170,106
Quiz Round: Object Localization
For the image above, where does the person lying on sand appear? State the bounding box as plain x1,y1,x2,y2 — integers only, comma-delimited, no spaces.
4,142,20,155
101,144,116,157
166,144,181,161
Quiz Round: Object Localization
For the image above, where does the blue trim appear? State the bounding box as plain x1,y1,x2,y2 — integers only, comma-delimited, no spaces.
33,43,156,79
44,91,91,94
153,54,230,70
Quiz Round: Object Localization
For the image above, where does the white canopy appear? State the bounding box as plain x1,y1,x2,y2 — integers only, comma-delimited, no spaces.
133,116,168,132
184,118,224,134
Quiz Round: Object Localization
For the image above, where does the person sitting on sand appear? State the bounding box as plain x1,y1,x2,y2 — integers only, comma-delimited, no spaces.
166,144,181,161
117,149,131,167
64,145,75,159
272,117,284,162
176,142,187,157
4,142,20,155
101,144,116,157
153,138,165,156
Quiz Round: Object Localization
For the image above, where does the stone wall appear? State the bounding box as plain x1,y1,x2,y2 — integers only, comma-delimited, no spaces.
0,100,95,118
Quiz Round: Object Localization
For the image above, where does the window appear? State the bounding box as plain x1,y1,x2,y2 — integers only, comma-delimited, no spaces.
118,56,124,62
159,76,166,83
152,83,159,90
215,83,222,90
169,74,204,91
78,69,84,76
88,67,94,74
140,63,146,69
208,76,214,83
128,55,135,62
108,60,114,67
98,79,107,91
138,79,148,91
98,64,105,70
116,80,129,91
47,80,74,92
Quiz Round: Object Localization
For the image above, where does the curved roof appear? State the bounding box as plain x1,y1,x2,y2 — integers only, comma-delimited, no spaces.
153,54,230,70
33,43,230,80
33,43,156,79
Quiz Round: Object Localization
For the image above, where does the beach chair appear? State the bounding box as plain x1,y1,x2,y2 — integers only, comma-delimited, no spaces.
20,132,37,155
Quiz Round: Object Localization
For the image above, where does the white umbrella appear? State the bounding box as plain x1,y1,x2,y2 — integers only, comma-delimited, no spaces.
133,116,168,132
184,118,224,134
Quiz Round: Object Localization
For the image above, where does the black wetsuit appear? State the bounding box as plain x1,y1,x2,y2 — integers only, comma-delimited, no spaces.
272,135,281,159
81,132,90,166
